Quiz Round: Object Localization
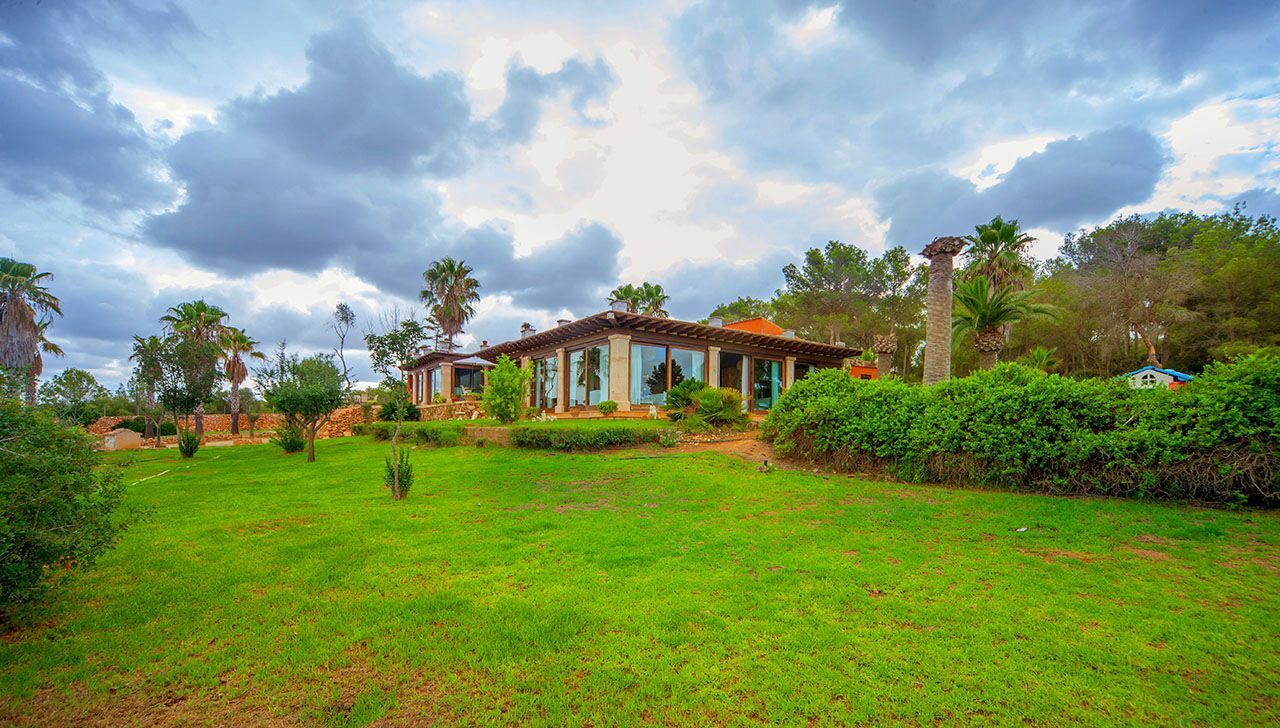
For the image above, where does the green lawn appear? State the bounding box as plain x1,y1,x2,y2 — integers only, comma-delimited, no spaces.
1,438,1277,724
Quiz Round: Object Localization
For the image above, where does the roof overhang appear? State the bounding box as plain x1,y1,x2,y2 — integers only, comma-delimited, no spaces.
474,311,861,361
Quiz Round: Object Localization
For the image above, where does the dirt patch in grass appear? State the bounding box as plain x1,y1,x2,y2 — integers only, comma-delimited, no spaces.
1124,546,1174,562
226,515,330,535
1021,548,1102,564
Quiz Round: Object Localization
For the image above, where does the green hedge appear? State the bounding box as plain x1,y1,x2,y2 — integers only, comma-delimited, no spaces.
509,423,677,451
352,421,466,447
111,417,177,436
763,355,1280,504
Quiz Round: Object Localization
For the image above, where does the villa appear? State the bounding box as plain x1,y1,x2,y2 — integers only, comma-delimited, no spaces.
404,303,862,414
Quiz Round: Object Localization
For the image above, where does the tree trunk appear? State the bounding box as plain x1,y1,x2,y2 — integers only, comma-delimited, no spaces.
25,373,37,407
307,423,316,462
975,329,1003,370
922,238,965,385
229,381,240,435
195,401,205,439
144,386,155,440
1135,326,1161,367
872,334,898,379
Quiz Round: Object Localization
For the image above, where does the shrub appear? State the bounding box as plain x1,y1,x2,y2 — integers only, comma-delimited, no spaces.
665,379,706,421
176,430,201,458
762,357,1280,504
1,402,131,623
377,386,420,422
658,429,680,448
509,424,678,451
597,399,618,416
355,421,465,446
272,423,307,453
111,417,176,436
384,449,413,500
483,355,533,424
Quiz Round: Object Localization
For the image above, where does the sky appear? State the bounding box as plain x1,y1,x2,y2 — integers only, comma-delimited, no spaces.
3,0,1279,389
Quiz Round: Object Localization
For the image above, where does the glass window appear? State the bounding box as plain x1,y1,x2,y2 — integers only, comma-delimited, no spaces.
794,362,814,382
670,348,705,388
752,358,782,410
415,372,424,403
630,343,668,405
429,368,441,401
456,368,484,394
534,356,558,410
569,344,609,406
720,352,745,395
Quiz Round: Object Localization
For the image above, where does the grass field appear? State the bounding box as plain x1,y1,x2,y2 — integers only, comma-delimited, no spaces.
1,438,1277,725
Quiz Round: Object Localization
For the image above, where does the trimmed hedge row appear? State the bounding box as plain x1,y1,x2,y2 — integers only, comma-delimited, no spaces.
763,355,1280,504
352,421,466,447
510,424,678,451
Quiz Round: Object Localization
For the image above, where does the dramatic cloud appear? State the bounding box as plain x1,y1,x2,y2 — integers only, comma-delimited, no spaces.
875,127,1168,244
0,0,192,210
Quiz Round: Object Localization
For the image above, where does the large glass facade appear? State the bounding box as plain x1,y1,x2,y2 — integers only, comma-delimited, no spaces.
630,344,668,405
569,344,609,406
752,358,782,410
455,368,484,395
719,352,745,396
670,348,705,388
630,344,707,405
794,362,815,382
534,356,558,410
429,368,442,401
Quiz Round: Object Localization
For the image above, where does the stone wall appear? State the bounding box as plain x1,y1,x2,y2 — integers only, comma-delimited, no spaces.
86,413,287,435
418,400,483,421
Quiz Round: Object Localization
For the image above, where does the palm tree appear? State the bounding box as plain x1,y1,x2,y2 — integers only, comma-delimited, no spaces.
609,282,670,317
962,216,1036,291
218,327,265,435
161,299,228,437
30,319,65,405
0,258,62,405
953,275,1057,370
130,334,166,439
1017,346,1060,372
921,236,966,385
420,257,480,351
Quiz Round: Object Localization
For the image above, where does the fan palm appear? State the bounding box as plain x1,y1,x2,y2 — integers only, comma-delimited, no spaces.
1016,346,1060,372
420,257,480,351
0,258,63,405
161,299,228,436
962,216,1036,291
218,327,265,435
953,275,1057,370
609,282,670,317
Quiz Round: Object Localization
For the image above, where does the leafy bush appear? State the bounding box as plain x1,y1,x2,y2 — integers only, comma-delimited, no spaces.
1,402,131,623
763,357,1280,504
384,449,413,500
665,379,706,421
483,355,533,424
272,423,307,453
597,399,619,416
355,421,466,446
377,386,421,422
510,424,678,451
176,430,201,458
658,429,680,448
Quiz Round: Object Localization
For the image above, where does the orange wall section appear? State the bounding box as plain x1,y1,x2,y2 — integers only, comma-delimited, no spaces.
722,317,785,335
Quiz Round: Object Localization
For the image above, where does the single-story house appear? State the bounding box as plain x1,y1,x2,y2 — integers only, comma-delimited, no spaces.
403,305,861,414
1123,365,1193,390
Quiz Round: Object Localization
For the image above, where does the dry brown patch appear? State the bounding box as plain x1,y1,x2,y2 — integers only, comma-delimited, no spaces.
1124,546,1173,562
1021,548,1101,564
227,515,330,535
1134,534,1174,545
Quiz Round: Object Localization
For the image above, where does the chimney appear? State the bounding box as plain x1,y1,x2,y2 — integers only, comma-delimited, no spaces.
480,340,488,347
708,316,724,327
835,340,847,347
557,318,571,327
610,300,628,313
520,322,536,339
782,329,796,338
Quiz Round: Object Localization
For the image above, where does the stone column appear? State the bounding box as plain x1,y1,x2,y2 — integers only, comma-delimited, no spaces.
554,348,567,414
783,356,796,390
520,355,532,407
406,373,415,404
921,236,966,386
707,346,720,388
873,334,898,379
438,362,454,402
607,334,631,411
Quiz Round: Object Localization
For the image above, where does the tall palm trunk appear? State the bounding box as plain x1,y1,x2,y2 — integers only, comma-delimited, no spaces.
229,381,241,435
24,373,37,407
144,385,156,439
921,236,966,385
195,402,205,439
